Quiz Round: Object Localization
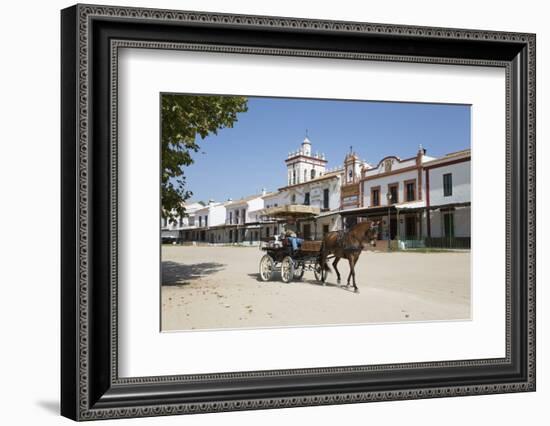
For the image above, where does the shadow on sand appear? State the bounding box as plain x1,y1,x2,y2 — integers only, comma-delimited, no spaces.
247,273,354,291
162,261,226,285
300,279,359,292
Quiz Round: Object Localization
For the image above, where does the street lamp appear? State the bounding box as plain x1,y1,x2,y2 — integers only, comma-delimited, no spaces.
386,191,393,252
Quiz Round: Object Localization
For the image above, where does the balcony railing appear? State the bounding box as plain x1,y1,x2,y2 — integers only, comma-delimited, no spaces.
424,237,471,249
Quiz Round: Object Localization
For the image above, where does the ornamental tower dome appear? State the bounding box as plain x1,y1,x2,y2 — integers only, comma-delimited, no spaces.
301,136,312,156
285,134,327,186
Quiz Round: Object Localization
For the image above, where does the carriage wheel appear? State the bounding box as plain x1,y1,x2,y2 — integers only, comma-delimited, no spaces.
293,262,305,281
280,256,295,283
259,254,274,282
314,260,326,283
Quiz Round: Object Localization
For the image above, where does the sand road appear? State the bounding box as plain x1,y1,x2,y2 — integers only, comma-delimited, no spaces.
161,245,470,331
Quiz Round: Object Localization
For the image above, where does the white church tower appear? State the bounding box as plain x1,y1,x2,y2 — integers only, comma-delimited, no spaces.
285,135,328,186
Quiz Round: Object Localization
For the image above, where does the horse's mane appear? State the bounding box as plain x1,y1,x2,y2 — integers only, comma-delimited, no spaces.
348,221,373,238
331,221,373,250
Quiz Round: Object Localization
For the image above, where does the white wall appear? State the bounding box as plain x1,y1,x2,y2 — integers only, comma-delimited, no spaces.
286,147,327,186
209,204,227,226
0,1,547,426
162,209,199,230
226,197,264,224
263,192,283,208
454,206,471,237
226,204,245,224
429,161,471,206
363,169,421,206
246,197,264,221
197,204,227,227
282,175,341,210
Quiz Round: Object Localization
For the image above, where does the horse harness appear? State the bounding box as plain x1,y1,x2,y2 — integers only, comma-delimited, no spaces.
335,230,362,253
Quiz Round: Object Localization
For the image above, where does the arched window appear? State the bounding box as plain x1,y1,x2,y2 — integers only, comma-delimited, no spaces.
311,169,316,179
304,169,307,182
292,170,296,185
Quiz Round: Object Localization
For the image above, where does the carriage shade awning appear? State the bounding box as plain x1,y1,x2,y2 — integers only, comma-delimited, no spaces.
258,204,321,219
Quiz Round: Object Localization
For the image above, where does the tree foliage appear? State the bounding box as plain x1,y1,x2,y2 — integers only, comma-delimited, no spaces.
161,94,248,222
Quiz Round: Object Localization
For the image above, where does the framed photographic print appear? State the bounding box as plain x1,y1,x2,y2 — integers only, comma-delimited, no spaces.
61,4,536,421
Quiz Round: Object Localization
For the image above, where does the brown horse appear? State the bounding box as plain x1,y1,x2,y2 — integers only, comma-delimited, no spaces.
320,220,379,292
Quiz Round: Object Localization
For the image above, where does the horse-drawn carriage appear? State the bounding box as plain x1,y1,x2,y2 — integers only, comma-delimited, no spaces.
258,238,326,283
257,204,380,291
257,204,326,283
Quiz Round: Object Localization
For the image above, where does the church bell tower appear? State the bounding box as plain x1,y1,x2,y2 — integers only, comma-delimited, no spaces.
344,147,361,184
285,135,327,186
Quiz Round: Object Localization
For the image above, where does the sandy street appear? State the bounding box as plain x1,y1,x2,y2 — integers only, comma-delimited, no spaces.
161,245,470,331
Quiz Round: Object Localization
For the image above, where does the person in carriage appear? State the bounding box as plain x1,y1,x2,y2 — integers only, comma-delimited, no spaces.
283,229,304,252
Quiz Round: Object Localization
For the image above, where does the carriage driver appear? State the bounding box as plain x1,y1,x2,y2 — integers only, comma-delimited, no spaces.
284,229,304,252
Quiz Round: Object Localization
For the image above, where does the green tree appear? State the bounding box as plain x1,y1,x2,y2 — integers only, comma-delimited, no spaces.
161,94,248,222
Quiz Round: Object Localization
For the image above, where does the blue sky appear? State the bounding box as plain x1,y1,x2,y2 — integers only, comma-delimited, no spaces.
181,96,470,203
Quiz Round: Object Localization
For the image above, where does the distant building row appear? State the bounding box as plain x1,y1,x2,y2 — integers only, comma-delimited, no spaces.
162,136,471,248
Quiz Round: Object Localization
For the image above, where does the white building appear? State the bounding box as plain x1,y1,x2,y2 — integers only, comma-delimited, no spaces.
164,135,471,249
160,201,204,243
424,150,471,242
221,193,266,244
279,168,343,239
353,146,435,241
338,147,471,248
194,201,229,243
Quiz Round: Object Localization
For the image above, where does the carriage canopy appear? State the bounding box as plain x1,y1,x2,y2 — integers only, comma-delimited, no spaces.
258,205,320,220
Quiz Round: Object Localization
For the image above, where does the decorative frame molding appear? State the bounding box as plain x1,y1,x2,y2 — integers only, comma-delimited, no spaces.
61,4,535,421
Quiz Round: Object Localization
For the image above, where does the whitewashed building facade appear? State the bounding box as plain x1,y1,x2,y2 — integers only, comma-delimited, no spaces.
164,136,471,248
194,201,229,243
339,147,471,248
220,193,266,244
161,201,204,243
424,150,471,243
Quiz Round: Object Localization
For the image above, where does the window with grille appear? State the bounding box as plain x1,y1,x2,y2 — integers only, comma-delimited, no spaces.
371,188,380,206
406,181,415,201
443,173,453,196
389,185,398,204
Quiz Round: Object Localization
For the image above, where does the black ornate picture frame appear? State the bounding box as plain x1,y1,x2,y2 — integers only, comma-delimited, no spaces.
61,4,536,421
